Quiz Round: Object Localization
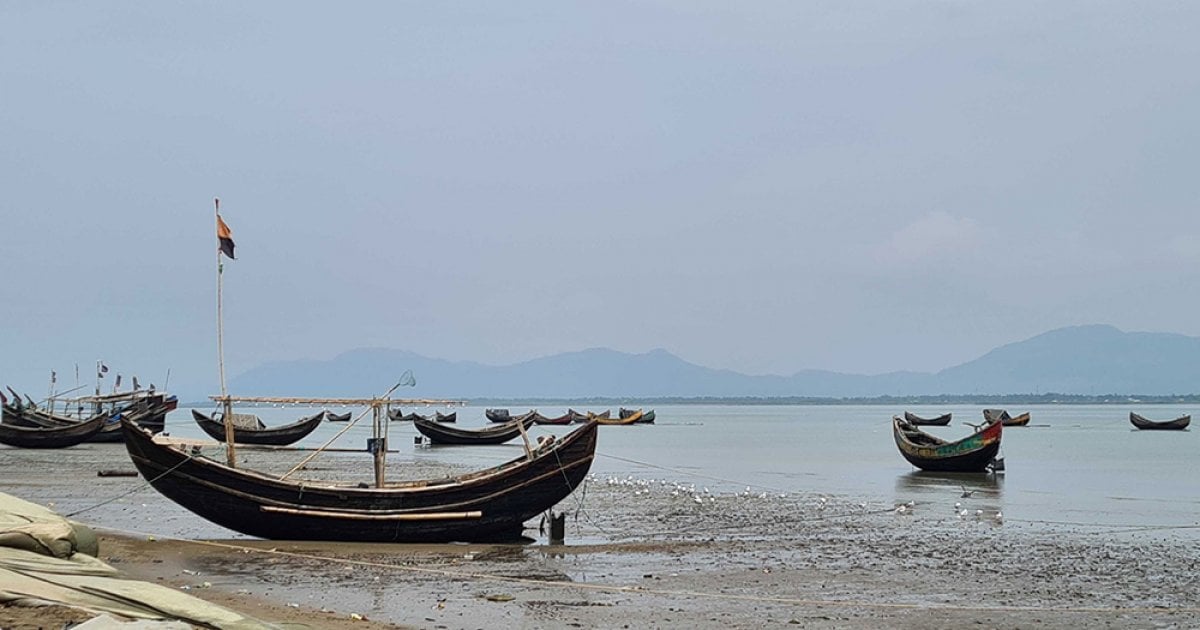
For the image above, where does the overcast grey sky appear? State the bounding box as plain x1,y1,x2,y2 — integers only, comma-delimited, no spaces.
3,2,1198,396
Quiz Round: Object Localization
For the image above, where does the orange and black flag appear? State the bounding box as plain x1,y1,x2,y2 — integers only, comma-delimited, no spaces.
217,214,236,259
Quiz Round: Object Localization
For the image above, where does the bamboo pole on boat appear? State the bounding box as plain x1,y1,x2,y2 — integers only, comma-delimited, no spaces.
261,506,483,520
372,403,385,487
215,197,237,467
515,413,534,461
46,370,55,415
281,380,405,481
93,361,102,416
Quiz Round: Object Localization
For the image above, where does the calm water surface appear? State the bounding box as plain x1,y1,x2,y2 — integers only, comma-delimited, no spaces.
172,404,1198,537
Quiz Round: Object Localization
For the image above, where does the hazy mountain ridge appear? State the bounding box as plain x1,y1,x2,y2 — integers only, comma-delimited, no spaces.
223,325,1200,399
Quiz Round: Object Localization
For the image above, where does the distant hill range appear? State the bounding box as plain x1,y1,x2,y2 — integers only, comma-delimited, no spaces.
220,325,1200,400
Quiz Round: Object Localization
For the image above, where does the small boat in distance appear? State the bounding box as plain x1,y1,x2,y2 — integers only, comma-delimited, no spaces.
485,408,511,423
532,411,573,425
0,413,108,449
983,408,1031,427
594,410,643,426
620,408,656,424
902,411,951,426
192,409,325,446
892,415,1003,473
577,410,610,423
2,391,175,443
325,411,352,422
414,412,538,445
434,411,457,423
1129,412,1190,431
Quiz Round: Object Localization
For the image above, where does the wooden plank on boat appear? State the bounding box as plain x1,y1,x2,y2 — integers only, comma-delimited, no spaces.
152,436,218,447
240,445,400,453
261,506,483,521
97,470,139,477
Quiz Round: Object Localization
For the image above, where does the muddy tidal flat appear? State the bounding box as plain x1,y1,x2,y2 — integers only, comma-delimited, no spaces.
2,427,1199,629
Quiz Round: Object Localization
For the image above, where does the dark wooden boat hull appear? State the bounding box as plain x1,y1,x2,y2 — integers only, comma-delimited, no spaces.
88,398,175,442
414,413,537,445
485,409,511,423
982,408,1030,427
325,411,352,422
121,418,599,542
596,410,642,426
532,412,572,425
192,410,324,446
2,396,173,442
434,411,457,423
619,408,656,424
1003,412,1030,427
893,416,1002,473
902,411,951,426
0,414,108,448
575,410,609,423
1130,413,1190,430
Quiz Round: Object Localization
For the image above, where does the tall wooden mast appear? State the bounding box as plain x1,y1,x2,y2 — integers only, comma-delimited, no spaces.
215,197,237,466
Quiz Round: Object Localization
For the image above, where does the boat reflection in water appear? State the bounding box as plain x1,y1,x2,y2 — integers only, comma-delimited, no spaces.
895,471,1004,517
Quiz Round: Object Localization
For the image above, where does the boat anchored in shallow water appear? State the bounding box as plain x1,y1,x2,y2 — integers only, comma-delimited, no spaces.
892,415,1003,473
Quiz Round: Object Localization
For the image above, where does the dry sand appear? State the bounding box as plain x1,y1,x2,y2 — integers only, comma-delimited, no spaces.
2,443,1198,628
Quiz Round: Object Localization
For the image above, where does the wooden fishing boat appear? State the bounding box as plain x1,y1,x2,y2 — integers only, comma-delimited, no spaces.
567,409,591,424
2,394,175,442
903,411,952,426
532,411,573,425
414,412,538,445
2,396,103,428
594,410,642,426
325,411,352,422
434,411,457,423
387,410,428,422
1129,412,1191,431
983,408,1030,427
87,395,176,442
620,408,656,424
192,409,325,446
580,410,610,422
121,416,599,542
0,413,109,449
981,408,1007,424
485,408,511,423
1003,412,1030,427
892,415,1003,473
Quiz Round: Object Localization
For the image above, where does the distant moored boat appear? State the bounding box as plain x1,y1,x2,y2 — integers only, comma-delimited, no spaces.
902,411,951,426
1129,412,1190,431
983,408,1030,427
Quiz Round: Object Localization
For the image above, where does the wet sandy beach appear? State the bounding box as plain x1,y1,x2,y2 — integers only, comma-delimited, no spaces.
2,440,1198,628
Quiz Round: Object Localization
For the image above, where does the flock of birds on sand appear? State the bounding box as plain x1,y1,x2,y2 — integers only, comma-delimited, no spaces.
587,473,1005,523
